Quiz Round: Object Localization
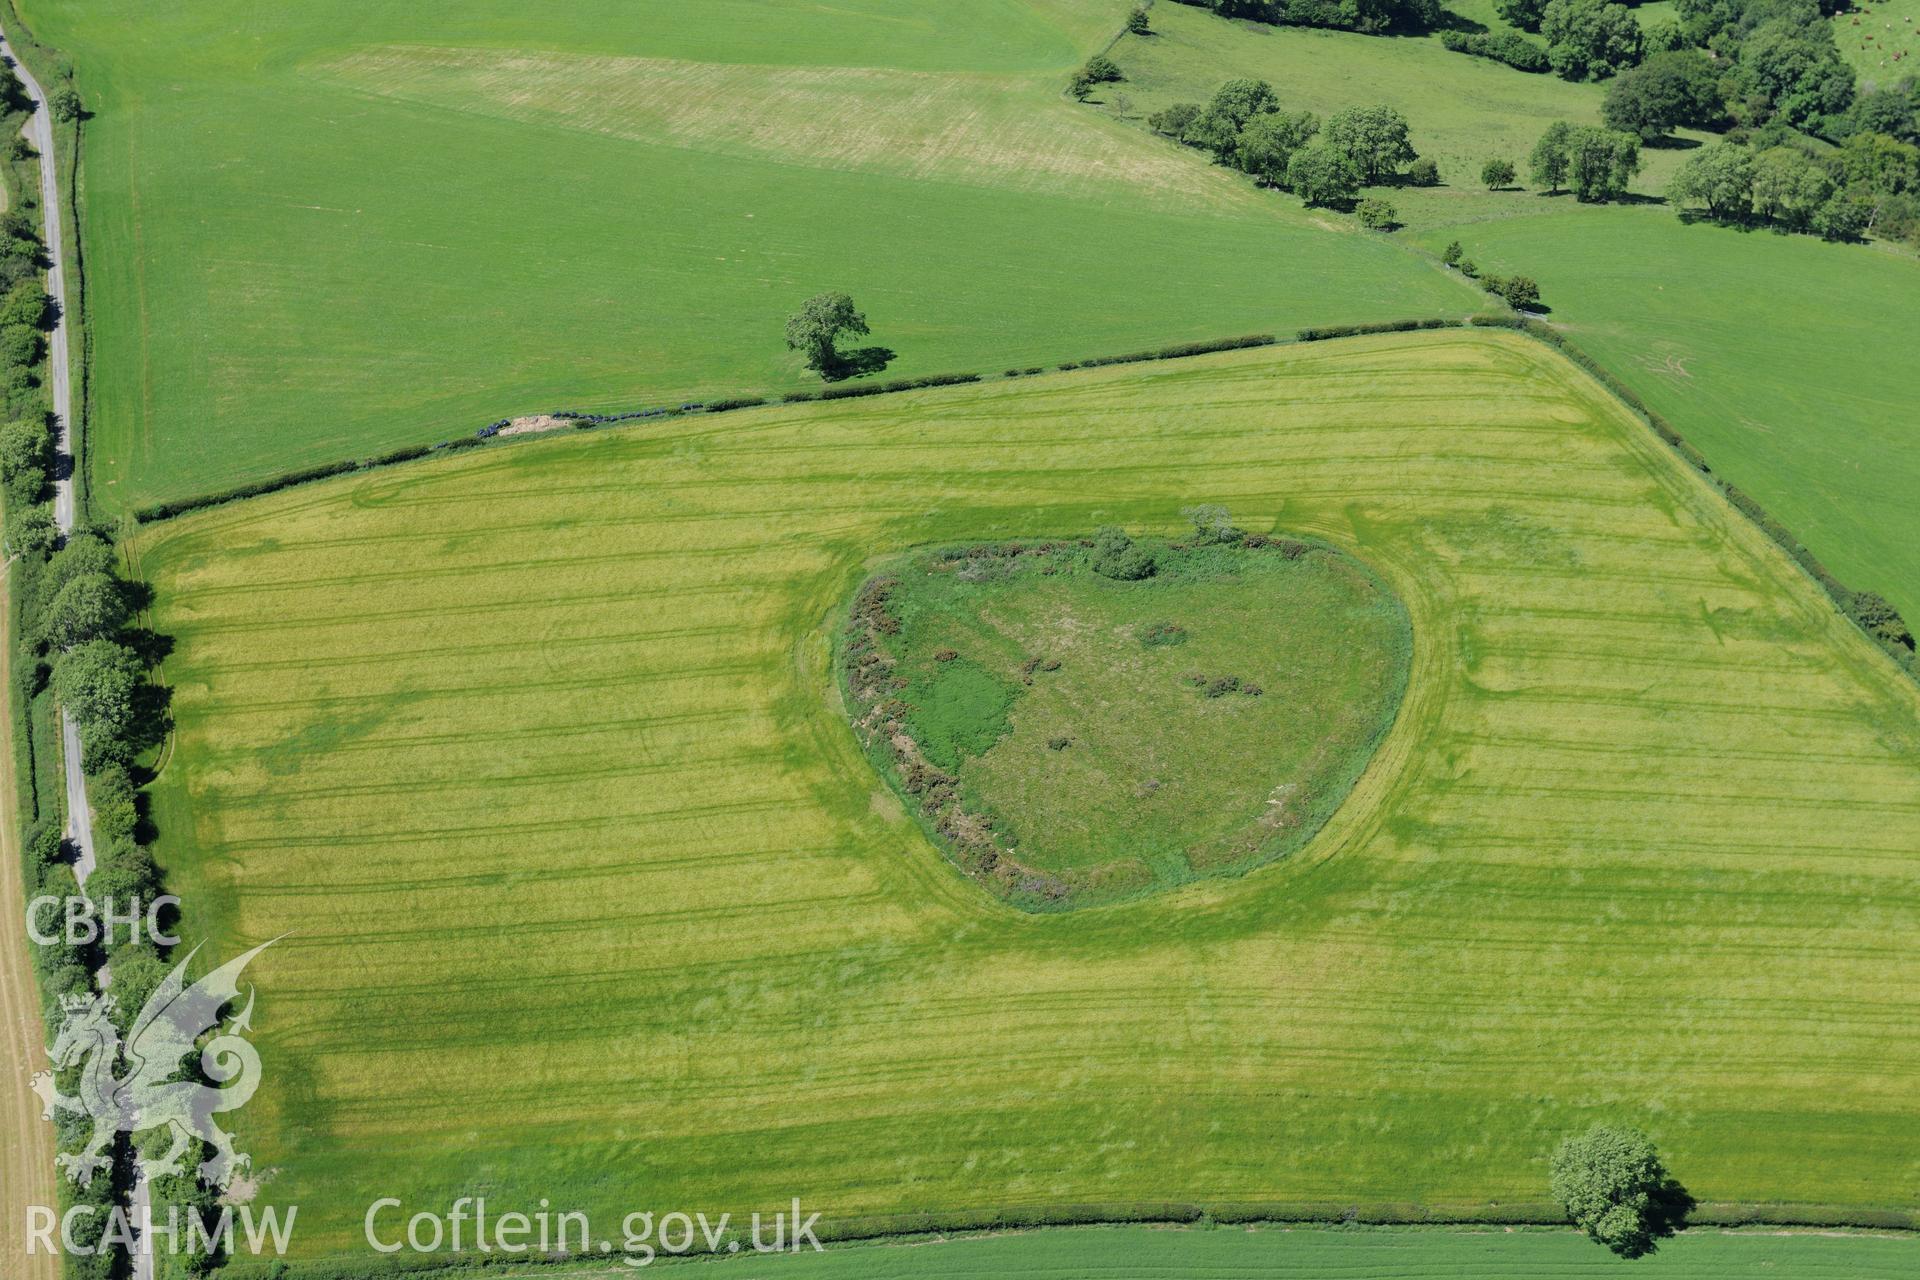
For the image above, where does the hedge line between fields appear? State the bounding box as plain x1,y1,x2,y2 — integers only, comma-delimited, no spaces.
127,330,1312,522
211,1199,1920,1279
1468,313,1918,678
127,312,1915,680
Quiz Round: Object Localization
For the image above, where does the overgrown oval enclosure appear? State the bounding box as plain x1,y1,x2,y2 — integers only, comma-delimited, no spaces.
839,532,1412,909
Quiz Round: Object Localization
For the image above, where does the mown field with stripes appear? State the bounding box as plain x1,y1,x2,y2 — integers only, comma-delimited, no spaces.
129,331,1920,1267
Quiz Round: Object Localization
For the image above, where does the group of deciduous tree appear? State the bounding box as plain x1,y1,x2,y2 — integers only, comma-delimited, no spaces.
1486,0,1876,143
1152,81,1423,208
1530,119,1643,200
1671,126,1920,240
1178,0,1901,154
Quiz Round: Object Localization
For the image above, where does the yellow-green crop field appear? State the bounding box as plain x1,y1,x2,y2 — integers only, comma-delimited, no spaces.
131,331,1920,1266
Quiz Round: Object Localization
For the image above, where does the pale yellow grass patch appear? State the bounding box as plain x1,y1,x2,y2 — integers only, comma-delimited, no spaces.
313,45,1243,208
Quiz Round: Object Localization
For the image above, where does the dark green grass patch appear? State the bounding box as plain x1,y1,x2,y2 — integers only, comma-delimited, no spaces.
839,535,1411,909
903,656,1020,771
649,1223,1920,1279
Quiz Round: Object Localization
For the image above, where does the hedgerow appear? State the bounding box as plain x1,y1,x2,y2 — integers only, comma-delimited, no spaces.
1297,317,1458,341
1441,30,1551,73
0,43,212,1277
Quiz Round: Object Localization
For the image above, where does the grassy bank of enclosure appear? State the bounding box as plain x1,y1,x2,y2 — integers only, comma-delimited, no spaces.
129,331,1920,1270
840,536,1412,908
17,0,1470,517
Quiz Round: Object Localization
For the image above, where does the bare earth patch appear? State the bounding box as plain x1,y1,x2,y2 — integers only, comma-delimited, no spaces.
497,414,570,437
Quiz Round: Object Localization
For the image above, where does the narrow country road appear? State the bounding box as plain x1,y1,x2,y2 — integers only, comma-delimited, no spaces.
0,27,91,879
0,24,145,1280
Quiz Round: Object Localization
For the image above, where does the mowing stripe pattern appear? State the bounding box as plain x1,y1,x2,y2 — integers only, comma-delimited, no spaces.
131,332,1920,1259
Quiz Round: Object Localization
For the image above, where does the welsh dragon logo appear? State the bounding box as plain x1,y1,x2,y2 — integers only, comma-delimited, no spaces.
30,940,274,1190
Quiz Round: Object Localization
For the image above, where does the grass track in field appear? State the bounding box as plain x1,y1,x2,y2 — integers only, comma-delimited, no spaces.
647,1225,1920,1278
20,0,1473,516
129,331,1920,1265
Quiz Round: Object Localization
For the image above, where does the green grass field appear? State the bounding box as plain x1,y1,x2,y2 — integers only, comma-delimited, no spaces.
129,331,1920,1269
18,0,1473,516
1832,0,1920,81
1102,3,1920,625
840,538,1411,905
647,1225,1920,1278
1417,206,1920,621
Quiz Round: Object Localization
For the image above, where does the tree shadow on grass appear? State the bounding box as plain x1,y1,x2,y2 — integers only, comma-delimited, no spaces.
127,682,174,761
1435,9,1489,32
822,346,896,382
120,626,174,668
1677,209,1762,233
1614,1176,1697,1259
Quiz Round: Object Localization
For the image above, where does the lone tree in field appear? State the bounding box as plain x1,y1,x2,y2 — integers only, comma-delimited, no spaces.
1549,1125,1688,1257
1128,6,1151,34
1482,158,1516,190
1072,54,1123,99
785,292,869,378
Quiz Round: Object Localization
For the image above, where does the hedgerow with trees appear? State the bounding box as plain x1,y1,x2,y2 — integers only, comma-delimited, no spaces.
1671,121,1920,241
0,49,200,1277
1171,0,1444,36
